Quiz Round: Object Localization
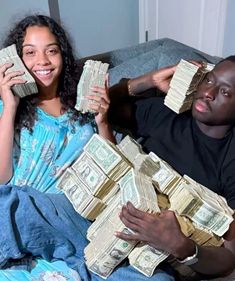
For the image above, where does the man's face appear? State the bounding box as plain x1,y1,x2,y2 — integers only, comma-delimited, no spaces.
192,60,235,126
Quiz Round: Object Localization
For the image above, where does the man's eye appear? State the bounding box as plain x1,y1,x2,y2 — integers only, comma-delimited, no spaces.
221,89,230,96
205,77,212,84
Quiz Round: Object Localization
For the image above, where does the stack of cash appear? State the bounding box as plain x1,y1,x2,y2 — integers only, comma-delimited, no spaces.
0,44,37,97
149,152,182,196
128,243,169,277
85,168,163,279
57,168,105,220
117,135,160,177
84,134,132,181
71,152,115,199
169,175,234,237
85,206,137,279
164,59,214,114
75,60,109,113
57,134,132,220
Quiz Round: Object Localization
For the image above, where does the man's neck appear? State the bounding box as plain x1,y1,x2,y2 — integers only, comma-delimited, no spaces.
195,120,232,139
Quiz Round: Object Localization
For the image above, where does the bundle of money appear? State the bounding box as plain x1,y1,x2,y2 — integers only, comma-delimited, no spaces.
57,134,132,220
0,44,38,97
85,168,161,278
57,168,105,220
119,168,160,212
84,134,132,181
164,59,214,114
71,152,115,199
149,152,181,196
169,175,234,236
128,243,169,277
75,60,109,113
117,135,160,177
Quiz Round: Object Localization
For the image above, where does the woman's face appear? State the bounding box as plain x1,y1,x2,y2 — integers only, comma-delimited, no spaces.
22,25,63,93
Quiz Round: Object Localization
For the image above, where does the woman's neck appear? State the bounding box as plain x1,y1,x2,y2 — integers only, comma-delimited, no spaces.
38,95,63,117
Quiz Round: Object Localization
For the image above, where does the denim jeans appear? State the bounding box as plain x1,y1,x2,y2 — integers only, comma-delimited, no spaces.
0,185,175,281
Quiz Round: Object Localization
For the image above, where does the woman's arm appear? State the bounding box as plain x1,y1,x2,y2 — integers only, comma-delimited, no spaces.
0,63,25,184
88,76,116,144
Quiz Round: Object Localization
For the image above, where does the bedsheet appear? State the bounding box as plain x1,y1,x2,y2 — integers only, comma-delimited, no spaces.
0,259,81,281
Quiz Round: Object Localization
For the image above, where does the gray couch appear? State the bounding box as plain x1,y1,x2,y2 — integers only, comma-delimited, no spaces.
77,38,222,86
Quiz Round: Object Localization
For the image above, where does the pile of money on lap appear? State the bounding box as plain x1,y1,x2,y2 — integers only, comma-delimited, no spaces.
57,134,234,279
0,44,38,97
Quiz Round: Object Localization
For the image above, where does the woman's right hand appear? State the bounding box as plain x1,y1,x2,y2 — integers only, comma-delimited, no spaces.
0,63,26,110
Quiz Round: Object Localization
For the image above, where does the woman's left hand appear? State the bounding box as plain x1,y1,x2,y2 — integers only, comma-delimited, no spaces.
88,75,110,126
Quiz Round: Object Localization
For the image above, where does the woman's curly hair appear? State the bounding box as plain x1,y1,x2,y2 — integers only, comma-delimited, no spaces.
3,14,90,132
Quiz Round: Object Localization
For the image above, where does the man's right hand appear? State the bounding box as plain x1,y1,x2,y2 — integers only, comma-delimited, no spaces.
150,64,177,93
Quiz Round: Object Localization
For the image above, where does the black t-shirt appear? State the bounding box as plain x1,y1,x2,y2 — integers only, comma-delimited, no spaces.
133,97,235,209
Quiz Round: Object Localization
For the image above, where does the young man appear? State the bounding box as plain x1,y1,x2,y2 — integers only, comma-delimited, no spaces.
108,57,235,278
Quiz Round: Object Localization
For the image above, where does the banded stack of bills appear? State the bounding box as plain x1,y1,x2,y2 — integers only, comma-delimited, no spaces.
128,243,169,277
164,59,214,114
0,44,37,97
85,168,162,279
57,134,132,220
75,60,109,113
71,152,115,199
117,135,160,177
85,206,137,279
84,134,132,181
169,175,234,237
57,168,105,220
149,152,182,196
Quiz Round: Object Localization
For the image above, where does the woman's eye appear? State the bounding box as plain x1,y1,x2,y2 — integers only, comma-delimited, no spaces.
24,50,35,56
46,48,59,55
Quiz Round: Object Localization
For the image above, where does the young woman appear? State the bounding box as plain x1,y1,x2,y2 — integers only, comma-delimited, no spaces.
0,15,175,281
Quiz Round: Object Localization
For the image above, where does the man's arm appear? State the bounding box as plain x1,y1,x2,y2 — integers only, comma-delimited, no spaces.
108,65,176,130
116,202,235,277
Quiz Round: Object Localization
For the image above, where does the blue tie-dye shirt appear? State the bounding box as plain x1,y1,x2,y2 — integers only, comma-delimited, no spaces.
0,100,94,193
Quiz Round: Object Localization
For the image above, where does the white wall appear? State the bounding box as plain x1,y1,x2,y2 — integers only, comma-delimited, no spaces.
223,0,235,57
0,0,139,58
139,0,234,58
0,0,49,43
58,0,139,58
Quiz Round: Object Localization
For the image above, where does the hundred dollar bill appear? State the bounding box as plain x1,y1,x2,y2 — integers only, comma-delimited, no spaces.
0,44,38,97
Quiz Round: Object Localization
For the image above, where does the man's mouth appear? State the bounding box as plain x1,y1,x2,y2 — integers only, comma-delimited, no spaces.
193,98,211,113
